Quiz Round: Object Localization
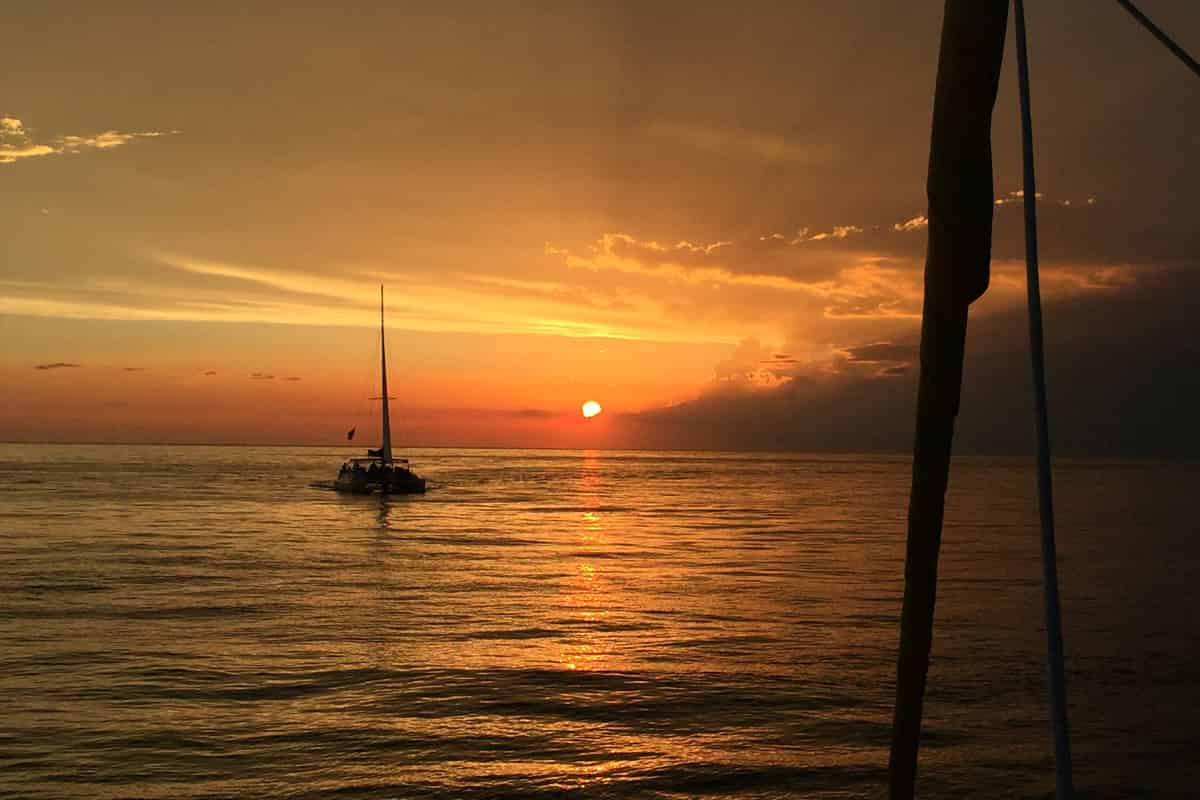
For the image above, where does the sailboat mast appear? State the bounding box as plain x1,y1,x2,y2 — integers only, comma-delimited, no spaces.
379,285,393,466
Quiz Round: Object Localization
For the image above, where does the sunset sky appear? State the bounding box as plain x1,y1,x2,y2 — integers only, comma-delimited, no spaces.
3,2,1197,453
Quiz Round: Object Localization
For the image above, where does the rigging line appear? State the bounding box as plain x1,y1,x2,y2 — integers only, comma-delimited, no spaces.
1013,1,1074,798
350,326,380,440
1115,0,1200,78
366,326,381,430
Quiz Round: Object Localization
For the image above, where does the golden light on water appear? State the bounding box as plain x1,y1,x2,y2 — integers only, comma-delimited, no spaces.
581,400,602,418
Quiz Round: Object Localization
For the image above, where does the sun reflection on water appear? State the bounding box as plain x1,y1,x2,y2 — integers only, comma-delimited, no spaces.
558,452,612,672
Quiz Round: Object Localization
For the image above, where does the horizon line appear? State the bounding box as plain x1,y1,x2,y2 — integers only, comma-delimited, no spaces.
0,439,1195,463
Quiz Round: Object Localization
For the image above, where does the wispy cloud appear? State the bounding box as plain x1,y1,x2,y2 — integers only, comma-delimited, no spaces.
989,262,1137,294
249,372,275,380
599,233,734,270
34,362,81,370
802,225,864,243
550,235,812,292
135,248,711,343
0,116,176,165
552,233,925,319
837,341,918,378
758,225,865,246
994,189,1044,206
892,215,928,232
992,189,1095,207
840,342,918,363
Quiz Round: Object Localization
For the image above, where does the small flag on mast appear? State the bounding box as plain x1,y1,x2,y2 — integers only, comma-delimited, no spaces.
346,427,356,441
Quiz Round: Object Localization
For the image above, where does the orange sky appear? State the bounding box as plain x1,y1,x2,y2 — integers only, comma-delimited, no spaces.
2,3,1197,451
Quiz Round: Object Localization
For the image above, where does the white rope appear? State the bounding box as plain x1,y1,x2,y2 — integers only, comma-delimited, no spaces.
1013,1,1074,796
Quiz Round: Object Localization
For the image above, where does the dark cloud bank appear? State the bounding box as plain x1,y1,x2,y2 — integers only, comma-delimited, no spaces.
625,266,1200,458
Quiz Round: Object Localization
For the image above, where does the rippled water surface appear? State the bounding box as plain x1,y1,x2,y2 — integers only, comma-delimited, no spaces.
1,445,1198,798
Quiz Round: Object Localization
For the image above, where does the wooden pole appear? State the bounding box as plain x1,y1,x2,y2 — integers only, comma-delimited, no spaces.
888,3,1009,797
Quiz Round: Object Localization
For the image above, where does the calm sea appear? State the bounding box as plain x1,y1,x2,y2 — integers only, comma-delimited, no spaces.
1,445,1197,799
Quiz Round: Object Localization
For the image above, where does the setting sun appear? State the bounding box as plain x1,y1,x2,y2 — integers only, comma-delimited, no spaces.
581,400,602,419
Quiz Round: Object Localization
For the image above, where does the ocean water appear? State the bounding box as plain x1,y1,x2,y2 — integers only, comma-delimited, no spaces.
1,445,1197,799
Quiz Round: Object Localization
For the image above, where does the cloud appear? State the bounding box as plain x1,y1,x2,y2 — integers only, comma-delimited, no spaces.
992,190,1100,209
704,336,920,402
204,370,218,376
601,233,734,270
857,199,1136,272
0,144,57,163
60,131,169,151
893,215,928,232
141,248,692,342
712,338,799,389
840,196,1175,270
805,225,864,242
758,225,865,246
834,341,918,378
249,372,275,380
122,366,145,372
840,342,918,363
547,186,1137,340
0,116,175,165
620,264,1200,456
457,273,640,313
34,362,81,370
994,189,1045,206
550,235,821,295
625,371,907,452
554,232,925,320
284,376,301,381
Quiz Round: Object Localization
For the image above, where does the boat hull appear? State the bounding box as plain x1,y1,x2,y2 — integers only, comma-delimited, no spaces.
334,469,426,495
